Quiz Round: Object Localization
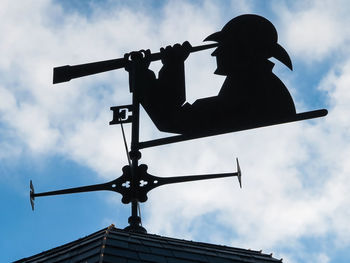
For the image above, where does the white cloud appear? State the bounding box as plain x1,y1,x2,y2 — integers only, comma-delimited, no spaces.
229,0,254,14
276,0,350,62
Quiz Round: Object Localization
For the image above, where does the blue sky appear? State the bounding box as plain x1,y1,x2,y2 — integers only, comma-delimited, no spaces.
1,0,350,262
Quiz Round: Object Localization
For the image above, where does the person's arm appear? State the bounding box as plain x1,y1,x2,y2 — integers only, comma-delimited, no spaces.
158,42,192,107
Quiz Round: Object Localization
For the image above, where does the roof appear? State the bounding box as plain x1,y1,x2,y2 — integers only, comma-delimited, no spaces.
15,224,283,263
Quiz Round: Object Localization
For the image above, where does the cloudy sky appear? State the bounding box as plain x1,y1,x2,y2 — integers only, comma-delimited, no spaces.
1,0,350,262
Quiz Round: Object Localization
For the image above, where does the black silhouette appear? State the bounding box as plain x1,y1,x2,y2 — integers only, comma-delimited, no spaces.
53,14,326,141
126,15,301,135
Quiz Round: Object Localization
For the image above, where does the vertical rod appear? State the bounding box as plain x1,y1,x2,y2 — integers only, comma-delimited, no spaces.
130,90,140,221
126,63,146,233
123,58,146,233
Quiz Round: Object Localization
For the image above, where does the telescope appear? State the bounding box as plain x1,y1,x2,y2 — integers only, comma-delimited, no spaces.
53,43,218,84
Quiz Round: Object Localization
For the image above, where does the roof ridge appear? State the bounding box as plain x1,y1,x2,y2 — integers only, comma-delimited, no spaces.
98,224,115,263
14,227,109,262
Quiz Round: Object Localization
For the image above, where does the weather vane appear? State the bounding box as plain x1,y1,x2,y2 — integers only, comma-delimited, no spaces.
30,14,327,233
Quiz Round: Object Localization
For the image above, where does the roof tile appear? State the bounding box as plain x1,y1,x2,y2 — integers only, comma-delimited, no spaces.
15,225,283,263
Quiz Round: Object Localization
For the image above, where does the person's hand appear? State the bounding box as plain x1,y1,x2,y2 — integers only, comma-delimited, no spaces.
124,49,151,72
160,41,192,65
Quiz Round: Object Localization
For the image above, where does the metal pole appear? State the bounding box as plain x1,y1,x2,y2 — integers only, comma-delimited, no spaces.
125,63,147,233
130,90,140,226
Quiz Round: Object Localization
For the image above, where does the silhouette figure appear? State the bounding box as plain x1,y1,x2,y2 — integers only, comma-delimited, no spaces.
127,14,297,135
45,14,327,233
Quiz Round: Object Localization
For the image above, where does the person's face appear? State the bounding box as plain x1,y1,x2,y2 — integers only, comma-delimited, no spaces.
211,42,252,75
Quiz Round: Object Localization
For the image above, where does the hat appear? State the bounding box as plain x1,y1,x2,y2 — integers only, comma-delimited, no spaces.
204,14,292,70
